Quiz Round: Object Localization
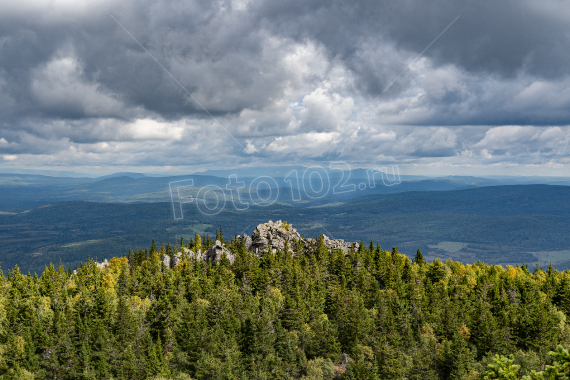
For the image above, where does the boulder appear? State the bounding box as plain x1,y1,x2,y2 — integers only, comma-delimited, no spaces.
96,259,109,269
182,247,203,261
250,220,302,255
204,240,235,264
172,252,183,267
236,234,253,251
322,235,359,253
160,254,171,269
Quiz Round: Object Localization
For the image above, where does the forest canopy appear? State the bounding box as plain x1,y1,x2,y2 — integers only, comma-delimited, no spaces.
1,227,570,380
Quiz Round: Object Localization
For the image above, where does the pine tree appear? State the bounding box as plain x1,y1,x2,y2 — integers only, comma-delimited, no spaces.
437,332,474,379
484,354,520,380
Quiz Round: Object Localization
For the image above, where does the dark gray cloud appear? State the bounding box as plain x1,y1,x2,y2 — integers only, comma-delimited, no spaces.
2,0,569,119
255,0,570,81
0,0,569,175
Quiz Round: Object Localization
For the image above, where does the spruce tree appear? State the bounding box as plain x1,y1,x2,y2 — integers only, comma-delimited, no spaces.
414,248,425,265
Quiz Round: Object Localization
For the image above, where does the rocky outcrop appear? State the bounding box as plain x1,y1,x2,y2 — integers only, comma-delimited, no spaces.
172,251,184,267
160,251,187,269
179,242,234,265
204,240,235,264
160,254,171,268
250,220,305,254
96,259,109,269
247,220,358,255
182,247,203,261
88,222,357,275
236,234,253,251
322,235,359,253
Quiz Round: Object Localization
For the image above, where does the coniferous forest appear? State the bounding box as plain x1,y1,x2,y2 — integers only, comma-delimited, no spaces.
2,229,570,379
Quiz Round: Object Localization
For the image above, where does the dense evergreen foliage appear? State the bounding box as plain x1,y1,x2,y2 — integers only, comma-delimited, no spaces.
1,233,570,379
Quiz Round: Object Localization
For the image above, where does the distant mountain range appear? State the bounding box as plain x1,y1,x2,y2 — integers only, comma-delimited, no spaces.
2,167,570,212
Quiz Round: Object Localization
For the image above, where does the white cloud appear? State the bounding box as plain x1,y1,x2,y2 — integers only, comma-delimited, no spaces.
475,126,537,151
264,132,337,155
124,119,185,141
31,54,124,117
244,140,258,154
298,88,354,132
0,0,118,24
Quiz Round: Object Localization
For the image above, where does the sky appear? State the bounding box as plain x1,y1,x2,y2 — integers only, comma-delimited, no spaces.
1,0,570,176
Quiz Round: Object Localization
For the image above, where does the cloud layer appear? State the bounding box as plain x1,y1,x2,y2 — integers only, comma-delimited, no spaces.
1,0,570,175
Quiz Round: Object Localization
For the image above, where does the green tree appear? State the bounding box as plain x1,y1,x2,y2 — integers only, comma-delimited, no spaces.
484,354,520,380
414,248,425,265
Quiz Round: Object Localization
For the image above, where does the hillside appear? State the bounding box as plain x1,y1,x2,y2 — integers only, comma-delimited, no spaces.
0,184,569,274
1,170,570,212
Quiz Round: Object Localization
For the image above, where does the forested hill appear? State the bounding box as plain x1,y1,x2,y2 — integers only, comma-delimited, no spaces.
2,224,570,379
2,184,570,274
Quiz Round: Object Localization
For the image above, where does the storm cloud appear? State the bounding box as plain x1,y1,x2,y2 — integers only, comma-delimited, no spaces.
1,0,570,175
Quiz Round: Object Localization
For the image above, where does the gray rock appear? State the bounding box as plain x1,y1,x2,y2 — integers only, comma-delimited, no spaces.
182,247,203,261
172,252,183,267
250,220,301,255
248,221,360,256
96,259,109,269
340,353,350,371
160,254,171,269
204,240,235,264
322,235,359,253
237,234,252,250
